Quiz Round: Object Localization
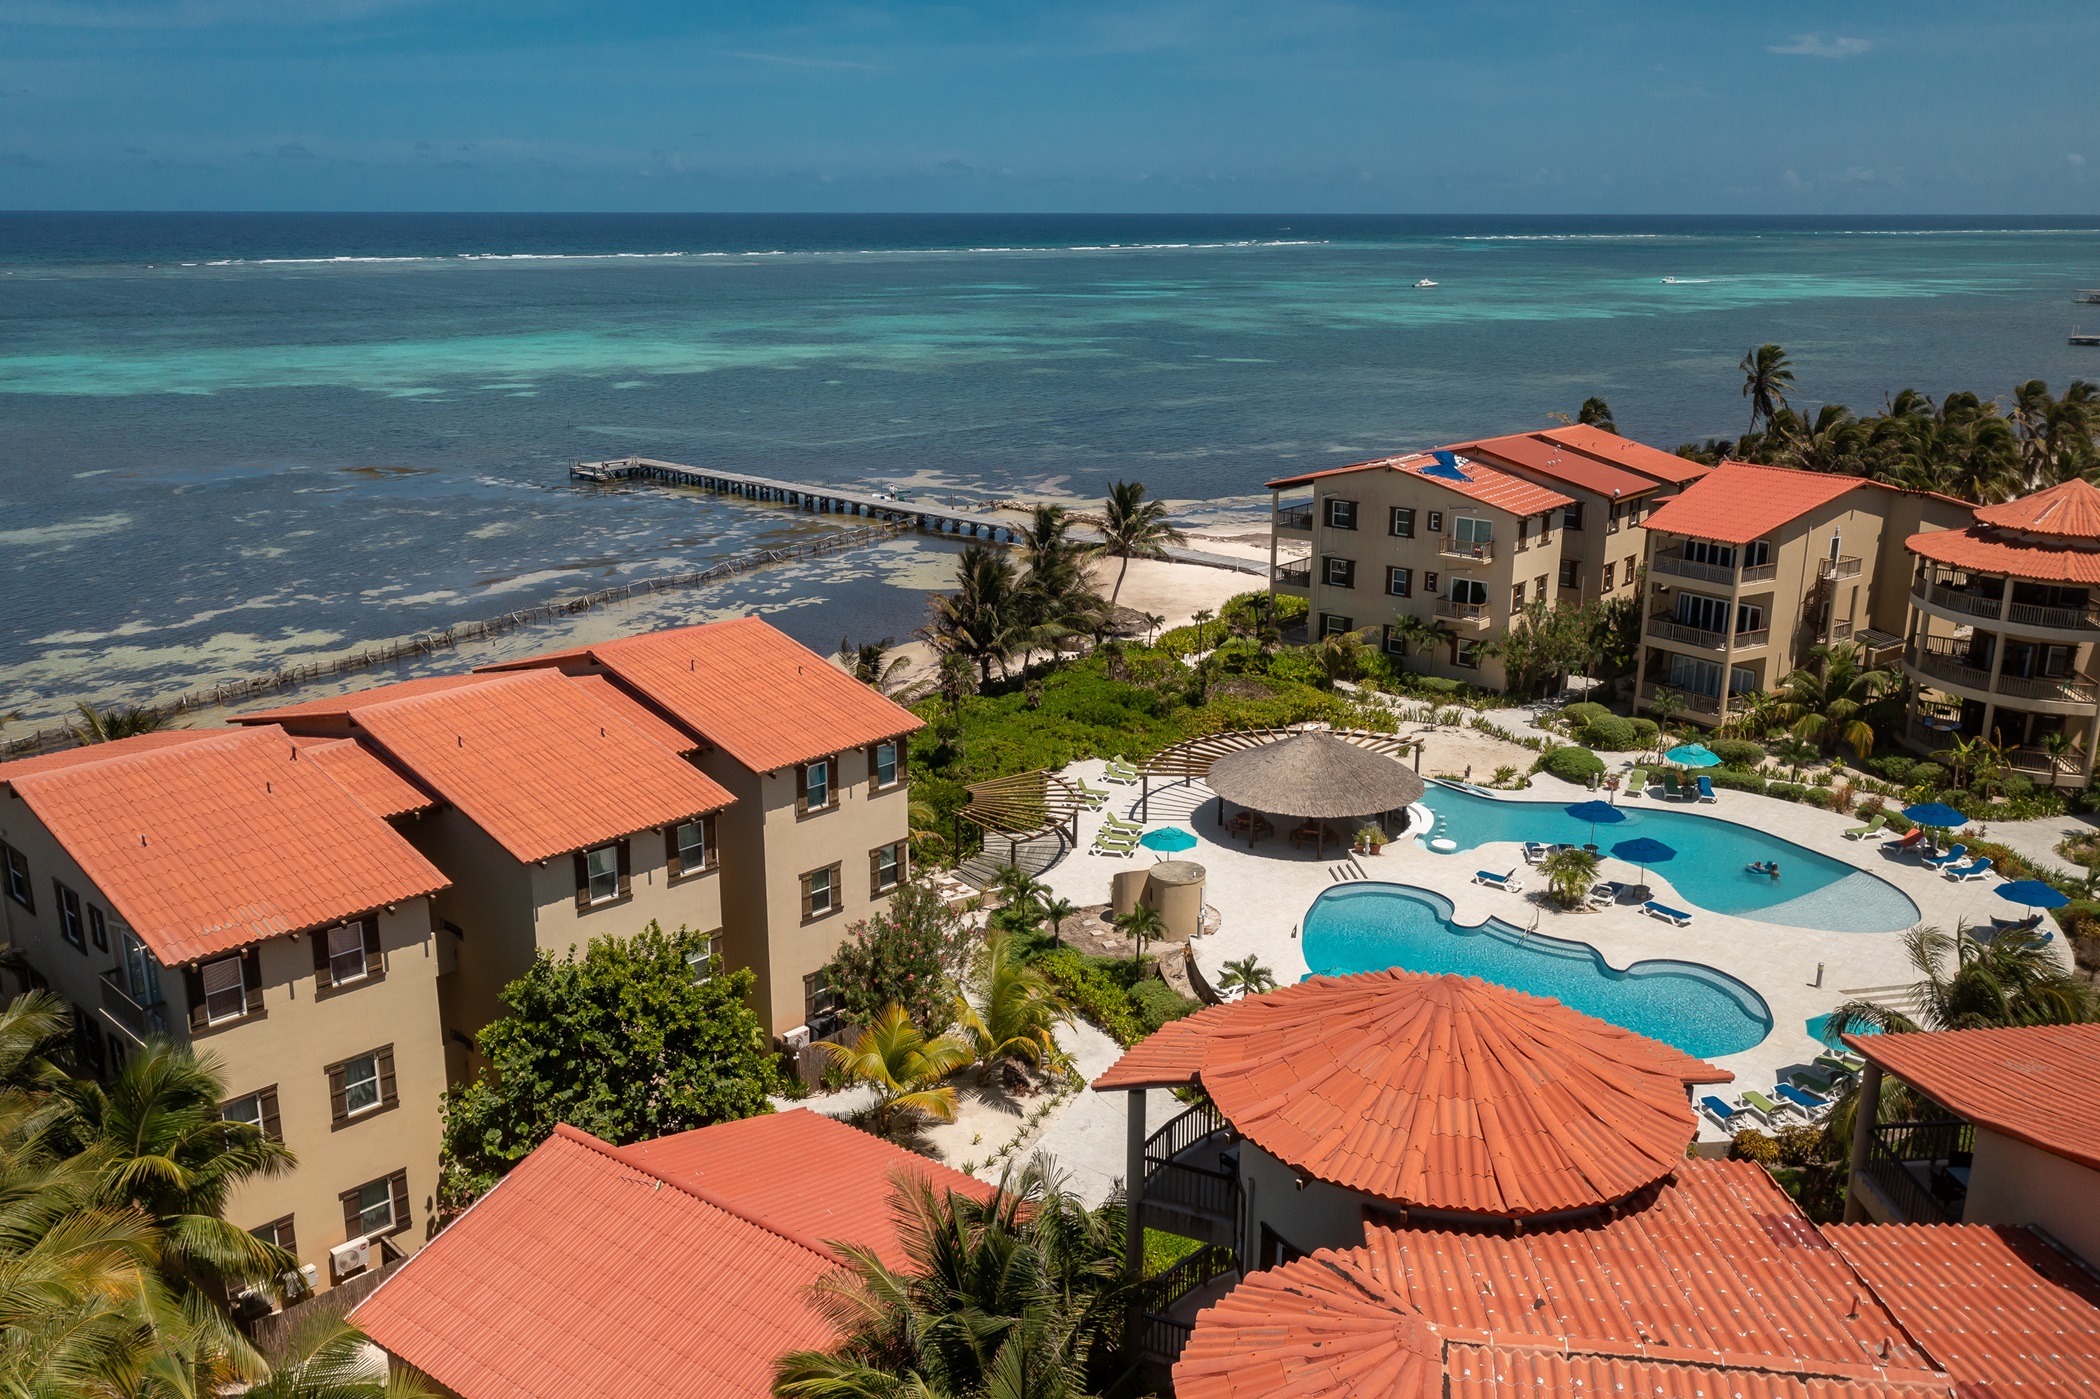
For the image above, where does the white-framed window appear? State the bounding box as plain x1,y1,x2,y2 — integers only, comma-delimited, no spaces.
1389,507,1415,538
676,820,708,871
1511,581,1526,610
1559,558,1579,589
685,933,725,983
201,956,248,1025
871,842,903,895
1452,516,1492,547
1386,566,1411,597
326,923,368,986
1449,578,1488,606
1320,613,1352,636
585,845,620,903
1455,639,1484,669
802,863,841,921
1602,562,1617,592
342,1053,381,1116
872,740,900,788
351,1178,394,1235
224,1092,265,1132
802,758,833,811
1323,556,1355,588
55,882,84,950
1325,498,1358,530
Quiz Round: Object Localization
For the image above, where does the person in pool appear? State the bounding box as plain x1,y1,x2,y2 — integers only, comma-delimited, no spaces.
1746,860,1780,878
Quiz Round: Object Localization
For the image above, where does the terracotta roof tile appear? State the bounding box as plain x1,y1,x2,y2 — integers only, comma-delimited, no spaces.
1971,478,2100,538
623,1108,992,1272
1844,1023,2100,1170
4,726,447,963
1267,454,1574,518
1824,1223,2100,1395
238,674,493,725
563,672,700,753
1642,462,1869,545
0,729,218,781
289,736,435,818
1535,424,1714,486
348,671,733,863
1094,971,1730,1217
1448,431,1659,500
1907,527,2100,585
489,617,923,774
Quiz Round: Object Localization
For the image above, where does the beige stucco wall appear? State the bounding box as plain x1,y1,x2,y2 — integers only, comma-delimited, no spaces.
1238,1141,1380,1261
1965,1126,2100,1267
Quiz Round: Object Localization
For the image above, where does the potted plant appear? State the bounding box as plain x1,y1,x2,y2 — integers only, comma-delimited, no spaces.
1355,825,1389,856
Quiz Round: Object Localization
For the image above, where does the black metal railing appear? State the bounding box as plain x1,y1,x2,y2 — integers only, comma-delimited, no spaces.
1144,1103,1239,1226
1136,1243,1240,1365
99,968,169,1045
1146,1101,1227,1164
1274,559,1311,587
1861,1120,1973,1224
1276,505,1314,531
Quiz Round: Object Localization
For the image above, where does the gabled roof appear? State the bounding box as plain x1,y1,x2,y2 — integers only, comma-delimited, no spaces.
1641,462,1869,545
1972,478,2100,539
486,616,923,775
353,1115,990,1399
238,673,493,725
1094,971,1730,1218
1844,1022,2100,1170
1535,424,1713,486
290,736,435,819
346,671,733,863
3,726,447,963
1266,452,1574,517
0,728,217,781
623,1108,993,1272
1448,430,1660,500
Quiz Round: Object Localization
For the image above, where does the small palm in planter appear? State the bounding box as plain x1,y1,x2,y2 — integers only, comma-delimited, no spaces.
1355,825,1389,856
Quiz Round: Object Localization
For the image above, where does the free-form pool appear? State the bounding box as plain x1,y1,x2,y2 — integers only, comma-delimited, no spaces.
1418,785,1920,933
1303,883,1772,1058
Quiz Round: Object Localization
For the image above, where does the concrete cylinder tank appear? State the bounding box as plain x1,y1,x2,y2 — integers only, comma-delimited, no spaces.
1143,860,1207,943
1110,867,1149,918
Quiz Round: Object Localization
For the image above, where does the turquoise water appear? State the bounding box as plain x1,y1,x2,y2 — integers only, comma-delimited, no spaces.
1302,883,1771,1058
1419,785,1920,933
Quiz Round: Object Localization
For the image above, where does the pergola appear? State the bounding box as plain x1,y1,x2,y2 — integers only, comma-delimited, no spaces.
958,768,1088,867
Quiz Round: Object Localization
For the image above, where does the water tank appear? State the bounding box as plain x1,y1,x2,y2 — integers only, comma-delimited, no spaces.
1144,861,1207,943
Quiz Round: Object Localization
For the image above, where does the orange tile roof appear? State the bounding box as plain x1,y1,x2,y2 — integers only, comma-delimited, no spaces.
1907,526,2100,585
1536,424,1714,486
348,671,733,863
3,726,447,963
0,728,218,781
353,1125,840,1399
489,616,924,775
1972,478,2100,539
1266,453,1574,517
1824,1223,2100,1395
563,672,699,753
1448,431,1659,500
1844,1023,2100,1170
623,1108,992,1272
290,736,435,818
1641,462,1869,545
238,673,492,725
1094,972,1731,1217
1176,1162,1949,1399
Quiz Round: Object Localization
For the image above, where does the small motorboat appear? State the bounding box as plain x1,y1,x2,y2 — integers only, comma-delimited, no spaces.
1413,278,1438,288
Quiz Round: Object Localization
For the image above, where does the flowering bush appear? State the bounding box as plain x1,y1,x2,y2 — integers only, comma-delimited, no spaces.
825,879,973,1033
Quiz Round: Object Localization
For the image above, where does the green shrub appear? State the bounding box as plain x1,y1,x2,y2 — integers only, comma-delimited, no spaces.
1801,788,1834,809
1628,717,1659,747
1036,948,1144,1045
1962,840,2041,883
1560,701,1612,730
1534,745,1606,784
1768,782,1808,803
1905,761,1947,789
1866,754,1913,782
1702,768,1768,794
1582,715,1642,751
2002,773,2035,800
1709,738,1766,769
1881,811,1915,833
1127,977,1200,1034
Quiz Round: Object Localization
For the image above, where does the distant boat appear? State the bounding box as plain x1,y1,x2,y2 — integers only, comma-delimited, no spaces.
2073,332,2100,347
2076,289,2100,304
1413,278,1438,288
1661,277,1683,284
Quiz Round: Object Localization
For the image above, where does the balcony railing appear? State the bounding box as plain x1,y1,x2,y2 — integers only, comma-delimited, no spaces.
1640,682,1722,716
1908,645,2100,706
1434,599,1491,625
1819,555,1864,581
1439,535,1494,563
1136,1243,1240,1367
1143,1103,1239,1242
1860,1120,1973,1225
2008,600,2100,631
1275,504,1313,531
1911,647,1994,693
1742,561,1778,583
1274,559,1310,588
1648,616,1768,652
1914,578,2004,620
1996,670,2100,704
1651,550,1735,585
99,967,169,1046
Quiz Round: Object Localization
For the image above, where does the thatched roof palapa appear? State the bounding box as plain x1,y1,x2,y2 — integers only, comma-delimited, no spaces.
1202,730,1423,820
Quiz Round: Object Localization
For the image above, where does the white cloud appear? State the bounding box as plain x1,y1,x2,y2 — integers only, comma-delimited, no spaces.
2071,153,2087,167
1769,34,1873,59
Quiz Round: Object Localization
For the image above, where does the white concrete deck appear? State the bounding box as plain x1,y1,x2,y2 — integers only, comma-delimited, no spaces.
1038,753,2063,1145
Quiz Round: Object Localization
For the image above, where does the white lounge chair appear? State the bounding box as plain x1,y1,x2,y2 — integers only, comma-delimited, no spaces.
1473,869,1522,892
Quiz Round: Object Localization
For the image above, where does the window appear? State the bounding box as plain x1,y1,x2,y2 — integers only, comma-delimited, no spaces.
1423,571,1438,594
328,1046,397,1127
668,816,715,879
252,1216,296,1257
88,904,108,952
200,955,250,1025
1606,501,1623,534
223,1086,282,1142
1558,559,1579,589
1672,592,1727,632
323,921,373,988
1389,507,1415,538
1385,566,1411,597
1563,501,1583,530
1452,516,1492,548
1324,498,1358,530
804,970,844,1036
1380,625,1407,657
1322,556,1355,588
1,843,30,912
1455,639,1484,670
1449,578,1488,606
73,1004,104,1076
1511,581,1526,610
798,757,836,814
1683,539,1736,568
1516,518,1530,551
870,841,904,895
341,1171,409,1242
685,933,726,983
55,883,85,951
1426,511,1443,535
870,739,902,789
122,930,162,1010
574,841,628,909
1602,562,1616,592
1536,574,1549,603
1624,554,1637,586
1538,514,1553,545
1320,613,1352,636
801,863,843,922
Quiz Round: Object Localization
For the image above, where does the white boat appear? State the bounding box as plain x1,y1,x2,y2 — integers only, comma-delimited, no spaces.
1413,278,1438,288
1661,276,1683,284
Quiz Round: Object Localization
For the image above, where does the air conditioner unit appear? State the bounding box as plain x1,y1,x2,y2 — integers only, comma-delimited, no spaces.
280,1263,318,1299
781,1026,812,1052
330,1236,370,1278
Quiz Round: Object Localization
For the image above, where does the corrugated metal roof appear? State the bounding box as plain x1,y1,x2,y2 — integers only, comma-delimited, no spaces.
4,726,448,963
1824,1223,2100,1396
1266,453,1575,517
1642,462,1869,545
1844,1024,2100,1170
1908,527,2100,585
1972,479,2100,539
1449,431,1659,500
1095,971,1731,1217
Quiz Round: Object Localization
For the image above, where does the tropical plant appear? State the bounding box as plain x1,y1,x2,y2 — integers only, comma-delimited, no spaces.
923,545,1066,686
1041,897,1078,951
1740,343,1795,432
838,636,912,695
990,865,1051,928
1189,608,1216,651
1217,955,1276,998
1642,685,1687,741
952,929,1070,1086
2041,729,2077,775
1538,846,1600,910
826,878,973,1032
1774,643,1890,760
243,1312,436,1399
1114,904,1167,967
69,700,167,744
1577,396,1615,431
1827,923,2094,1038
1312,625,1376,685
1093,481,1187,605
822,1005,972,1140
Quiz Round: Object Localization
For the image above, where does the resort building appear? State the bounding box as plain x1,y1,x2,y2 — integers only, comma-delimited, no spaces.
481,616,923,1041
1633,462,1969,726
0,727,451,1294
350,1107,988,1398
1898,478,2100,785
1267,451,1576,691
1449,425,1710,605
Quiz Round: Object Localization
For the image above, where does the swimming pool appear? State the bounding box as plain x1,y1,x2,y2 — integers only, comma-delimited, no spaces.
1303,883,1772,1058
1417,785,1920,933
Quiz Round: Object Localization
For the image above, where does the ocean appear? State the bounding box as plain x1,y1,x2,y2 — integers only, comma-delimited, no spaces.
3,213,2098,726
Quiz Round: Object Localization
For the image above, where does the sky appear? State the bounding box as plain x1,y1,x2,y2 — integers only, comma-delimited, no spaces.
1,0,2097,213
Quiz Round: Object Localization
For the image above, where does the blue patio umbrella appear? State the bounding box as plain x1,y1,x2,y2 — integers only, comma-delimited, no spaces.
1664,743,1721,768
1994,879,2070,911
1610,836,1678,883
1565,799,1628,845
1902,801,1969,829
1139,826,1198,853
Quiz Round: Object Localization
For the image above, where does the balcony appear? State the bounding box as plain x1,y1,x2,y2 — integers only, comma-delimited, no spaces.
1996,670,2100,704
1651,548,1776,586
2009,600,2100,631
1439,535,1494,564
1912,578,2003,621
1275,503,1313,532
1904,642,2100,710
1273,559,1310,590
1434,598,1492,628
1142,1102,1240,1250
1639,682,1723,717
1818,555,1864,581
1646,615,1768,652
99,967,170,1047
1858,1120,1972,1225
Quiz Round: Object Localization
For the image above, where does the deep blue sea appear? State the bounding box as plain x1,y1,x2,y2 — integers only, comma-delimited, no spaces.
3,213,2098,723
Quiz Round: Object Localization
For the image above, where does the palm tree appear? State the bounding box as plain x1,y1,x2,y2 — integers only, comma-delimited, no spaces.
1041,897,1077,951
1093,481,1187,606
244,1311,435,1399
1190,608,1216,651
1774,643,1890,760
1740,343,1795,433
1538,847,1600,909
1577,396,1615,432
1827,924,2094,1037
2041,729,2076,778
990,866,1050,929
1114,905,1166,967
1312,625,1376,686
923,546,1059,686
1643,686,1687,747
70,701,167,745
822,1005,972,1140
952,930,1070,1086
1217,956,1276,998
837,636,911,695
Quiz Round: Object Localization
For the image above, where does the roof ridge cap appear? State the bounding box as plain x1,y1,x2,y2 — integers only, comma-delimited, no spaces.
549,1122,846,1264
5,725,269,787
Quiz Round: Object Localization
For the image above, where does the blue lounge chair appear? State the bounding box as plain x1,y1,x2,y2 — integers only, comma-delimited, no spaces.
1943,856,1993,882
1642,900,1693,927
1775,1083,1829,1116
1473,869,1523,892
1991,912,2044,936
1699,1096,1742,1131
1922,842,1968,870
1696,775,1716,803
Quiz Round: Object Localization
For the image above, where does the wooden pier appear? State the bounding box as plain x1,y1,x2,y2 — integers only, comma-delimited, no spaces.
573,457,1027,543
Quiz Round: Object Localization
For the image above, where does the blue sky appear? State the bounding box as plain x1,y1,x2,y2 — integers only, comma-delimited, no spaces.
1,0,2096,212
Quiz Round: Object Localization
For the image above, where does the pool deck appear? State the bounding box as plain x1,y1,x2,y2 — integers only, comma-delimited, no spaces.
1039,754,2059,1145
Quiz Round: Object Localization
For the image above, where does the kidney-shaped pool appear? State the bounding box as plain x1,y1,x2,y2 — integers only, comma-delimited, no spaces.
1303,882,1772,1058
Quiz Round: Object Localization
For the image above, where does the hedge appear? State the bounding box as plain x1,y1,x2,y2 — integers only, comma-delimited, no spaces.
1560,701,1612,730
1535,745,1606,784
1701,768,1768,794
1035,949,1144,1046
1583,715,1642,751
1128,977,1201,1034
1629,717,1660,746
1708,738,1766,769
1905,762,1947,789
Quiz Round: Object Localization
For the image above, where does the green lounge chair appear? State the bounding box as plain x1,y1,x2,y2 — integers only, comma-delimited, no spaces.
1661,772,1684,801
1623,768,1647,797
1070,778,1110,809
1102,813,1143,834
1089,826,1139,857
1104,760,1140,785
1843,813,1886,841
1740,1089,1791,1124
1789,1066,1841,1093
